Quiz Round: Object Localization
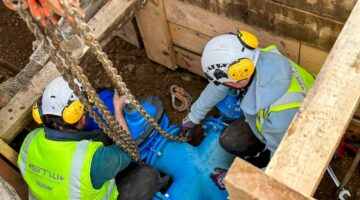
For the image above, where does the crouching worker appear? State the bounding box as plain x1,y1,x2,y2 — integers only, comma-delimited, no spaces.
18,76,161,200
181,31,315,167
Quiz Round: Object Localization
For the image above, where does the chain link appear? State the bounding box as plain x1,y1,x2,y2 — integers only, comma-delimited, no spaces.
60,0,188,142
17,4,142,163
15,0,189,164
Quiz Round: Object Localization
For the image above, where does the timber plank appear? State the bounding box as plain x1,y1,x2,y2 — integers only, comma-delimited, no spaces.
225,158,310,200
0,63,60,142
169,23,210,55
164,0,300,65
0,0,145,143
0,158,27,199
174,46,204,77
136,0,177,69
265,1,360,196
0,139,18,167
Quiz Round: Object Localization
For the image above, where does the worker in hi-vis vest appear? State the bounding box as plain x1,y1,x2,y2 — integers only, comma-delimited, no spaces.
180,30,315,171
18,76,163,200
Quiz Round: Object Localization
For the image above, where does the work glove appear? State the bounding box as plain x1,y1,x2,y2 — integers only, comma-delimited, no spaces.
210,168,227,190
179,117,197,138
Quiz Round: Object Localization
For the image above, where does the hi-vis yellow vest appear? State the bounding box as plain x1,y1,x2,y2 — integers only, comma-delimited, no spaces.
255,46,315,136
18,128,118,200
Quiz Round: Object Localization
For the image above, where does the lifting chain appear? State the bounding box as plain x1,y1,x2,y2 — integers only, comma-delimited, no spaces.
12,0,188,163
58,0,188,142
17,3,141,163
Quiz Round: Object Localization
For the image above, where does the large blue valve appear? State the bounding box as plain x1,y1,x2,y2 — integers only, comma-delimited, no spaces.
86,90,235,200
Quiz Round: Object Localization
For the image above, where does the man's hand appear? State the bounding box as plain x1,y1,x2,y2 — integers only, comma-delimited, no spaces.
113,89,131,133
113,89,127,114
179,117,197,137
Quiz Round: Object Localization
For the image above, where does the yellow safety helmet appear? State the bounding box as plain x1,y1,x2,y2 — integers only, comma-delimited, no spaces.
201,30,260,84
32,77,85,125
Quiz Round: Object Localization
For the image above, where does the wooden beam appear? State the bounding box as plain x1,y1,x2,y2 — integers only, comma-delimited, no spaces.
0,0,145,143
136,0,177,69
0,139,18,167
0,63,60,142
265,1,360,196
0,46,49,108
0,157,27,199
164,0,300,64
89,0,147,41
225,158,311,200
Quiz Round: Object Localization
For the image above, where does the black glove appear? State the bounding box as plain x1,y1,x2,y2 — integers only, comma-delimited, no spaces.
210,168,227,190
179,117,197,137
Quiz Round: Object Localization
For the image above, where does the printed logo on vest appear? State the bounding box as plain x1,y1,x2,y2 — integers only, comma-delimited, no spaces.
29,163,65,182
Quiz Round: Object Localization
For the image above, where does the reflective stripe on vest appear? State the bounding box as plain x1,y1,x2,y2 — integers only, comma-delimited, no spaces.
255,46,315,137
69,140,89,200
18,129,40,178
18,128,117,200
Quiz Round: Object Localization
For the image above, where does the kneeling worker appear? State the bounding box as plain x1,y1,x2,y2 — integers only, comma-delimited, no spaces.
18,76,161,200
181,31,315,166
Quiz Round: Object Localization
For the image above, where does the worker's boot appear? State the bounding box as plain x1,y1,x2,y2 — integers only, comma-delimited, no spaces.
116,166,167,200
219,118,270,168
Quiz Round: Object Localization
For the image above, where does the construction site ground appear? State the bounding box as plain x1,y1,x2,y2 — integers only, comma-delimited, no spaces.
0,4,359,199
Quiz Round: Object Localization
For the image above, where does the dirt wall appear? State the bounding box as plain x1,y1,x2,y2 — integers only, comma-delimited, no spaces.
177,0,357,51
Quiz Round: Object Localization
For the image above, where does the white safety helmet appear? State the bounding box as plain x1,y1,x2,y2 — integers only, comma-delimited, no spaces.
32,76,86,124
201,31,260,84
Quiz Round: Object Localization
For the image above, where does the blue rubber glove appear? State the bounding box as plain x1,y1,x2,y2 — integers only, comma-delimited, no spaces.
180,117,197,137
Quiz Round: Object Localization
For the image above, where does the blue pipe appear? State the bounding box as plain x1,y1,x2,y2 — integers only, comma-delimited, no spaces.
86,90,235,200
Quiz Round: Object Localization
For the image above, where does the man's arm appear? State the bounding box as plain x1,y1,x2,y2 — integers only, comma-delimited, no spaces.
188,82,230,124
90,90,133,189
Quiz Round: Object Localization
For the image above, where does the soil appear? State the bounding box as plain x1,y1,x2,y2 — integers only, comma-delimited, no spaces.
0,2,34,82
1,4,359,199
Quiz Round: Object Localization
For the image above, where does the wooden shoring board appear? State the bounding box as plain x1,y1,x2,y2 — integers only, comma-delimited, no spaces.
169,23,210,55
174,46,204,77
164,0,301,64
136,0,177,69
264,0,360,196
225,158,311,200
0,139,18,167
164,0,342,75
0,0,145,143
